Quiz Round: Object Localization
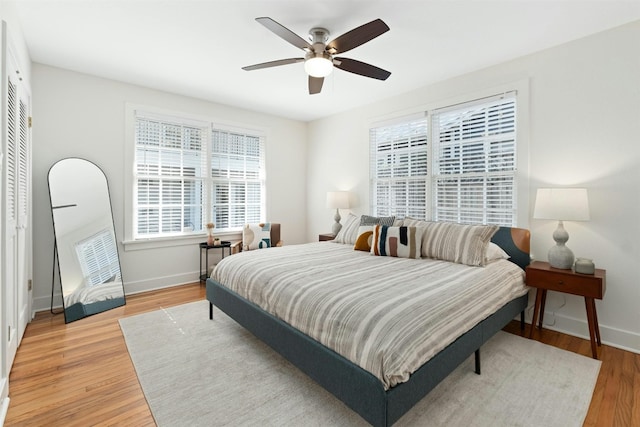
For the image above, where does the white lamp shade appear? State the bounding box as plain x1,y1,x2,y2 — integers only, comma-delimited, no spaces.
533,188,590,221
326,191,350,209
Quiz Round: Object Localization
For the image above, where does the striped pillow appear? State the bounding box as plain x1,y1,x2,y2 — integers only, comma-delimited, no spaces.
421,222,499,266
371,225,423,259
333,214,360,244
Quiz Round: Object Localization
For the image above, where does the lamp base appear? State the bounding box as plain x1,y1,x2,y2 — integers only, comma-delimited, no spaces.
332,209,342,235
547,220,575,269
548,245,575,269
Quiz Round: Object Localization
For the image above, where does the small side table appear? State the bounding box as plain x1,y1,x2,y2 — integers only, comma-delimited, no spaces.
318,233,335,242
526,260,606,359
199,241,232,283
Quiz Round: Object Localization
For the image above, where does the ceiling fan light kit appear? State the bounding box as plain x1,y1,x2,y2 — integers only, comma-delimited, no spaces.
243,17,391,94
304,54,333,78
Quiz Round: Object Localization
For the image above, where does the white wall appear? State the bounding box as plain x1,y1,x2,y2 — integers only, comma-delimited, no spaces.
31,64,308,311
307,21,640,353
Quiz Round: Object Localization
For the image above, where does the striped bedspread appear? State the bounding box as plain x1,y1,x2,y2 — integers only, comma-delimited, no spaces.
212,242,527,390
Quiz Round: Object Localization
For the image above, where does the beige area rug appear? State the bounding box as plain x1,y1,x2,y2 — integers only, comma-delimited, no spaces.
119,300,601,427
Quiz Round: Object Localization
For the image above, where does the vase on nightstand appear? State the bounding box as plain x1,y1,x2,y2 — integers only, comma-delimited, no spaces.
206,222,216,246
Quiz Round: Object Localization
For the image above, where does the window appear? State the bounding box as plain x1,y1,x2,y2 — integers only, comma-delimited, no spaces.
370,92,517,226
133,112,265,240
210,130,265,230
370,118,429,219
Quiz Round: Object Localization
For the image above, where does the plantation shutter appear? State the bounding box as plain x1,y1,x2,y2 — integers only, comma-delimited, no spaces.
211,129,265,231
370,117,428,218
432,92,517,226
76,229,121,286
134,115,207,238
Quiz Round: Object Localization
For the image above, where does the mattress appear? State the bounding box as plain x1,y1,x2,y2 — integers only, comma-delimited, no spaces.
212,241,527,390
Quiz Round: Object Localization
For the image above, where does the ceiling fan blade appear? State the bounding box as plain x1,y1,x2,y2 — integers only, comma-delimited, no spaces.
242,58,304,71
334,57,391,80
327,19,389,54
256,17,313,51
309,76,324,94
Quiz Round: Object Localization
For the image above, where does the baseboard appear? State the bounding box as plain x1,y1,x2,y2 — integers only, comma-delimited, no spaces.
0,396,9,426
32,271,201,313
521,304,640,355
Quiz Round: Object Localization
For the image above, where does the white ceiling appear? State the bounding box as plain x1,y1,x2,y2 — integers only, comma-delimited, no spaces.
8,0,640,122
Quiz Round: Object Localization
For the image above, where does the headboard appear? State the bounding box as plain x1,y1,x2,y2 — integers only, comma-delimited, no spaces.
491,226,531,270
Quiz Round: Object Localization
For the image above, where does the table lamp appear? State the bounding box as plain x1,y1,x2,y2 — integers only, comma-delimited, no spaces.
326,191,350,235
533,188,590,269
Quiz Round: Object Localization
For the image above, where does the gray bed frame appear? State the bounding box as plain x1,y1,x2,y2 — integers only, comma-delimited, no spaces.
206,226,530,426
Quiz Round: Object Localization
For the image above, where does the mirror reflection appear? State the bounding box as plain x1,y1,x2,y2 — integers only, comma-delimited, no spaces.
48,158,126,323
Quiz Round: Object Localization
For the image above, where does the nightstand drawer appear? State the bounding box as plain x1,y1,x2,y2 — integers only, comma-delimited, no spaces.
526,265,605,299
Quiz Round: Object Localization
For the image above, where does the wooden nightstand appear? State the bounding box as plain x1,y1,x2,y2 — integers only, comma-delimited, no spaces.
526,260,606,359
318,233,335,241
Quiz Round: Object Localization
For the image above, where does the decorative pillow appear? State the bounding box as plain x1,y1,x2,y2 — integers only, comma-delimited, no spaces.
486,242,510,262
360,214,396,226
421,222,499,266
353,225,375,252
332,214,361,245
400,217,431,228
370,225,423,259
242,223,271,251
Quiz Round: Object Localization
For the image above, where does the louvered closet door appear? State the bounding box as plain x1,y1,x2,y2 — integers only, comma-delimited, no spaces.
3,49,31,373
4,60,19,372
16,77,31,339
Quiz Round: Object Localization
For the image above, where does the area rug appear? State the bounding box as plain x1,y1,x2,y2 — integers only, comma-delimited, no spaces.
119,300,601,426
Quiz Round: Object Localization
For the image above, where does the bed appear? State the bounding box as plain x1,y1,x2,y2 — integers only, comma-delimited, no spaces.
206,221,530,426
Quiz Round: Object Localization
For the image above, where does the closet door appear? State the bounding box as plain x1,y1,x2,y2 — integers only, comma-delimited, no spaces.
16,69,31,339
2,41,31,375
3,54,19,373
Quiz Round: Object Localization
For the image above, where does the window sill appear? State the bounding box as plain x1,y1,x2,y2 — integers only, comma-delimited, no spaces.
122,232,242,251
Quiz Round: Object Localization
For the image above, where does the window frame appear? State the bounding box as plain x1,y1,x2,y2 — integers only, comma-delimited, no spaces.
369,83,529,227
123,105,267,251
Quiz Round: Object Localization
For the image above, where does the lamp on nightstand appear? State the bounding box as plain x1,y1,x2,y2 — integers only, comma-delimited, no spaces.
326,191,350,235
533,188,590,269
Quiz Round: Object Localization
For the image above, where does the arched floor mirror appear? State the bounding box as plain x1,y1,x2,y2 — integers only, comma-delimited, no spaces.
48,158,126,323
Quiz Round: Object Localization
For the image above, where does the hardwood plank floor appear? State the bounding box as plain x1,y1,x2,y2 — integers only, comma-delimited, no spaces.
5,284,639,426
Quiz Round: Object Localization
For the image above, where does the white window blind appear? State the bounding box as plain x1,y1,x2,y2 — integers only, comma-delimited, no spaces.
135,117,207,238
370,92,517,226
370,118,429,218
432,93,517,226
210,130,265,229
134,112,265,238
76,229,121,286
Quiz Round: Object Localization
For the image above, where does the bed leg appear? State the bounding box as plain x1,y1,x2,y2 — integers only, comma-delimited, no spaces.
209,302,213,320
475,349,481,375
520,311,525,331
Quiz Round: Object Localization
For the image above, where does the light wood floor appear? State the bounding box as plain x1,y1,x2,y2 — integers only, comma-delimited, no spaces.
5,283,640,426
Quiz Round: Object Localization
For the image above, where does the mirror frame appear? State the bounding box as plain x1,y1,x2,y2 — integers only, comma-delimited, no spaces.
48,158,126,323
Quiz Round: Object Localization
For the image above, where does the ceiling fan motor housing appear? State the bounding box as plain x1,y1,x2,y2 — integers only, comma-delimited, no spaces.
308,27,330,45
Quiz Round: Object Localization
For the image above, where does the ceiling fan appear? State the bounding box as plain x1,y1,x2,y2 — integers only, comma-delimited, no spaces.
242,17,391,95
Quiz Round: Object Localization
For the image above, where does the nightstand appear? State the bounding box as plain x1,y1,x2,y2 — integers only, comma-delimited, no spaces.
526,260,606,359
199,241,232,283
318,233,335,241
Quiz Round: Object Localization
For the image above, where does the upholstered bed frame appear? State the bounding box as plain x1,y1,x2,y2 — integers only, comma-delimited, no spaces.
206,226,530,427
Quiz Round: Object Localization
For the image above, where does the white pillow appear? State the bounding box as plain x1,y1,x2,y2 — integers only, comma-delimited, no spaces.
486,242,510,262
